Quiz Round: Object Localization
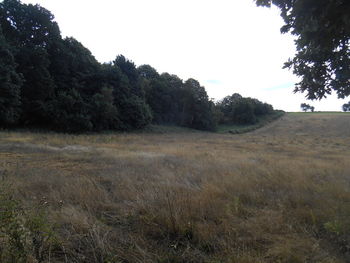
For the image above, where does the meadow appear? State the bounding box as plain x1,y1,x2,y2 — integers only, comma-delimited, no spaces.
1,113,350,262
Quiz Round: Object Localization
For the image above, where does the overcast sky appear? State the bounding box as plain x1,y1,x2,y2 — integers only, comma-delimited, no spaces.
22,0,348,111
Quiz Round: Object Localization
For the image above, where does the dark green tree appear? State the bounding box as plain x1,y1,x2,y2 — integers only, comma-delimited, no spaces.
181,79,217,131
139,69,184,124
48,37,114,131
102,61,152,130
300,103,314,112
16,46,55,126
144,79,170,123
114,55,144,97
48,37,100,97
342,102,350,112
50,89,92,132
90,87,120,131
0,25,22,126
249,98,274,116
158,73,184,124
0,0,61,47
233,99,257,124
217,93,275,125
255,0,350,99
216,93,243,123
0,0,279,133
117,95,152,129
0,0,61,126
138,64,159,80
300,103,308,112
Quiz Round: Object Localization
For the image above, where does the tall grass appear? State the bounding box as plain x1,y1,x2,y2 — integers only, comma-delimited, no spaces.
0,113,349,262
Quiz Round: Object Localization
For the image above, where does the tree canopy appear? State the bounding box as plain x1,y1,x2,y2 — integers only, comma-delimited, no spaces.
0,0,279,132
216,94,274,125
0,24,22,126
255,0,350,100
342,101,350,112
300,103,315,112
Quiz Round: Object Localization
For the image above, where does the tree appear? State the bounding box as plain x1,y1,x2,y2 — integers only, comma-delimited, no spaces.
0,25,22,126
157,73,184,124
232,99,257,124
300,103,314,112
139,70,184,125
0,0,279,133
0,0,61,48
50,89,92,132
301,103,308,112
216,93,274,125
101,60,152,130
48,37,101,97
0,0,60,126
16,46,56,126
181,79,217,131
255,0,350,100
342,102,350,112
89,87,120,131
137,64,159,80
117,95,152,129
114,55,144,97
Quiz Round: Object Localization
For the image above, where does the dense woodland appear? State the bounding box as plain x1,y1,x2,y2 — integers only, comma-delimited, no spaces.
0,0,277,132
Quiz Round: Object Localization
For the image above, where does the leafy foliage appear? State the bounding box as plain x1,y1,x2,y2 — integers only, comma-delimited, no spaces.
89,87,121,131
180,78,217,131
342,101,350,112
0,25,22,126
217,93,274,125
0,184,57,263
255,0,350,99
138,70,218,131
300,103,315,112
0,0,277,132
50,90,93,132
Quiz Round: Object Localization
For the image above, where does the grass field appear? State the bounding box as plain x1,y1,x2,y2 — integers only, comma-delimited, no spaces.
1,113,350,262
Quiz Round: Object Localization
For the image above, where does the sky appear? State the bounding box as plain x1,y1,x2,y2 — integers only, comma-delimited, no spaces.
21,0,348,111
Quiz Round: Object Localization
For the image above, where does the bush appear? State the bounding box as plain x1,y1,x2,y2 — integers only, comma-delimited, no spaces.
216,94,275,125
50,90,93,132
232,99,257,124
0,183,58,262
118,95,153,129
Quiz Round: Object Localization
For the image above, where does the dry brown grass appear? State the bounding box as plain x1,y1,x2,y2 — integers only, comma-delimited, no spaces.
1,113,350,262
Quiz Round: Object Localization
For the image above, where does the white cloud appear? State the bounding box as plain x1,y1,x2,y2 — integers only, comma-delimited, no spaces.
21,0,348,111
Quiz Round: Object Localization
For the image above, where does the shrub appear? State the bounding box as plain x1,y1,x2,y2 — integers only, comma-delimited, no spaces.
0,183,58,262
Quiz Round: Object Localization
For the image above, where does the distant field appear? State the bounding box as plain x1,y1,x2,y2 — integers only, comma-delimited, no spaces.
1,113,350,262
289,111,350,115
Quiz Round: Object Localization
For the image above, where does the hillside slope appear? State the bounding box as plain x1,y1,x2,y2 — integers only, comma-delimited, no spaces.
254,112,350,138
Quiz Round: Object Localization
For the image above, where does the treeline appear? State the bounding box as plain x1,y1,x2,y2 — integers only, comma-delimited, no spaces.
0,0,277,132
216,93,274,125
